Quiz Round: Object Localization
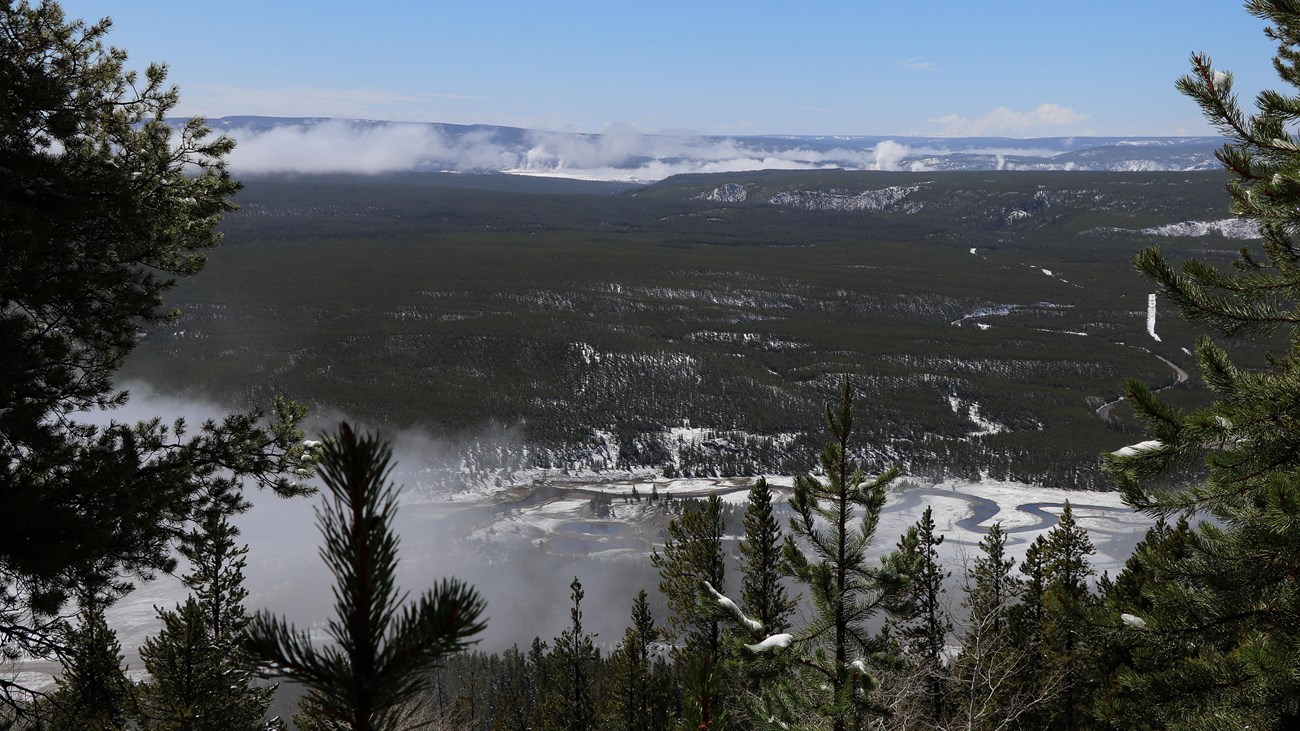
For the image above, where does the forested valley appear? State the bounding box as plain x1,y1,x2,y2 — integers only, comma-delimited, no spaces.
5,1,1300,730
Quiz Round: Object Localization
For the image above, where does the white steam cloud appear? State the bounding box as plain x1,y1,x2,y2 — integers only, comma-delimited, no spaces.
873,140,909,171
210,116,1184,181
220,120,891,182
226,120,517,175
65,382,663,673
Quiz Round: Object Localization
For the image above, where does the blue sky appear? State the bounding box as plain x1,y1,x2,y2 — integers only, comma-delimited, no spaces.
60,1,1278,137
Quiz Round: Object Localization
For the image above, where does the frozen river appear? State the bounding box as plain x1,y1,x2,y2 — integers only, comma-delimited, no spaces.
7,474,1154,693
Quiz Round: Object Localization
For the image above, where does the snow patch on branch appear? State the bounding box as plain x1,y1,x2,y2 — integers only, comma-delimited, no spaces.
1121,612,1147,629
745,633,794,652
705,581,762,632
1111,440,1163,458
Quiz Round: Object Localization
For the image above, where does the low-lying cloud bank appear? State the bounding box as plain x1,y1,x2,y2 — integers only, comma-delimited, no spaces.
214,118,1221,182
223,120,894,180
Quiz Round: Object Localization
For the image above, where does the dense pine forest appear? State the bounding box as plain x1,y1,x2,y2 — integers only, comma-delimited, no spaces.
5,1,1300,730
123,168,1236,491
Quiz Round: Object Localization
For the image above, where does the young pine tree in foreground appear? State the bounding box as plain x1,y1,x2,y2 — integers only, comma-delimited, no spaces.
740,478,795,636
891,506,951,727
242,423,486,731
41,597,135,731
741,378,917,731
652,494,729,729
1040,502,1097,731
652,496,727,657
611,590,666,731
136,506,279,730
541,577,600,731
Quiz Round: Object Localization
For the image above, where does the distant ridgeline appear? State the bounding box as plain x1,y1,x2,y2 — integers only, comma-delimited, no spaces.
179,116,1223,179
125,167,1255,491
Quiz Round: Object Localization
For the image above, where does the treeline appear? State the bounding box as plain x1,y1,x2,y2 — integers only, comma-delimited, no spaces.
396,391,1193,731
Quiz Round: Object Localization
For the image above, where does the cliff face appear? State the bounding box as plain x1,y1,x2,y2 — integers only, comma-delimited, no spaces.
768,184,923,212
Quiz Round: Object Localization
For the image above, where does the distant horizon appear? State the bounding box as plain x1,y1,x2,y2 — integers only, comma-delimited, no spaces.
181,115,1225,180
192,114,1228,142
56,1,1278,139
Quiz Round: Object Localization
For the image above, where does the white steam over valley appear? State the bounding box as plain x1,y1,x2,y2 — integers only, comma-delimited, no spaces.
211,117,1222,181
62,384,666,677
224,120,880,180
38,381,1154,691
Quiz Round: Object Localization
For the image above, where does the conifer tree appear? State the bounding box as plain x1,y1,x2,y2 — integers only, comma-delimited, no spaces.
542,577,600,731
1005,534,1053,731
1040,503,1096,731
0,4,316,714
613,590,660,731
40,596,135,731
1012,535,1050,645
524,636,551,731
137,598,277,731
1091,519,1195,728
739,478,795,636
136,507,278,730
652,493,730,731
1100,2,1300,726
652,496,726,657
743,378,917,731
242,423,486,731
965,522,1018,636
892,506,951,725
950,522,1057,731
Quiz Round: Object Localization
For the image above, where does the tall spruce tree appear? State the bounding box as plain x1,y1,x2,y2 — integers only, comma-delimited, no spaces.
892,506,951,726
613,590,660,731
242,423,486,731
739,478,795,636
0,2,316,715
1101,2,1300,726
542,577,599,731
1006,534,1054,731
1040,503,1096,731
743,378,917,731
965,523,1018,636
652,494,730,731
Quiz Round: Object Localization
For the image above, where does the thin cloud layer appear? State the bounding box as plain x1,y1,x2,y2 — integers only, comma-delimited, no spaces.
931,103,1088,137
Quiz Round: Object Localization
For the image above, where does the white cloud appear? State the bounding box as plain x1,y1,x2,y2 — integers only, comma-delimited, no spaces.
898,58,938,72
930,103,1088,137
